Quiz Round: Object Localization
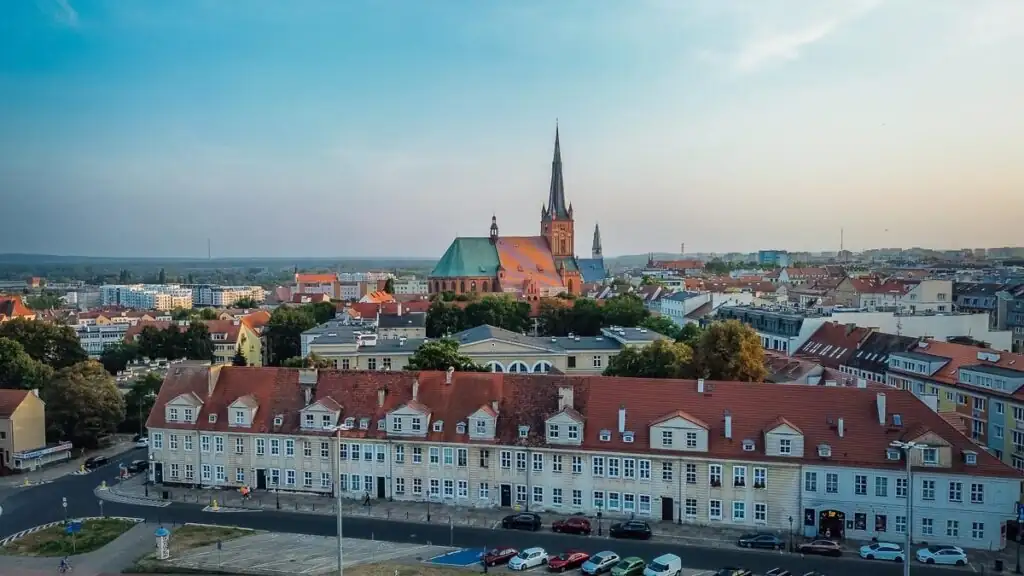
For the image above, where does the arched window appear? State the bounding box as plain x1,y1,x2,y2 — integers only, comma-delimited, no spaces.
460,280,466,293
507,361,530,373
532,361,552,374
471,280,477,292
485,361,505,373
567,279,574,293
482,281,489,292
434,281,440,293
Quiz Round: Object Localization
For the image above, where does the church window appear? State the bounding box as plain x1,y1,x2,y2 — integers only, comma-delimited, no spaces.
482,281,489,292
434,281,440,293
470,281,477,292
460,280,466,293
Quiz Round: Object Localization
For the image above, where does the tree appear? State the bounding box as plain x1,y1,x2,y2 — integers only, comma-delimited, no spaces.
405,339,488,372
99,342,140,375
383,278,395,294
231,349,248,366
181,322,214,360
233,297,259,309
136,325,166,360
570,298,604,336
122,372,162,433
704,259,732,275
536,299,572,336
0,318,87,369
265,306,317,365
463,296,531,333
603,339,695,379
600,294,650,327
676,322,704,348
0,337,53,390
425,300,466,338
640,315,681,340
26,293,63,310
693,320,768,382
307,301,337,324
639,276,663,286
42,361,126,448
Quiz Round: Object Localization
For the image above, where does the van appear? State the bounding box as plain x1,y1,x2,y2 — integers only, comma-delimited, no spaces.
643,554,682,576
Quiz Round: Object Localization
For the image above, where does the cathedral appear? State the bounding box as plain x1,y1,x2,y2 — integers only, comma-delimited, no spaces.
429,126,606,298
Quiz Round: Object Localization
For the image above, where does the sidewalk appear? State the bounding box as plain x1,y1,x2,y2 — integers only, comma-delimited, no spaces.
1,521,153,576
2,438,137,487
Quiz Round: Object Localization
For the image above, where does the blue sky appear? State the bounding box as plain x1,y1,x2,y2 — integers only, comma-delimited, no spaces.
2,0,1023,258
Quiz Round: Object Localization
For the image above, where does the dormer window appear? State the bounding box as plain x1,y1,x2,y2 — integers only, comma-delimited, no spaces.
393,417,403,432
273,416,283,427
233,409,246,425
547,423,559,439
817,444,832,458
886,448,901,461
599,429,611,442
456,422,466,434
964,451,977,465
321,414,332,428
168,407,179,422
742,439,756,452
433,420,443,432
208,414,217,423
475,419,487,435
183,408,193,422
377,419,386,431
412,417,422,432
343,417,355,429
518,425,530,438
623,431,635,443
922,448,938,465
359,418,369,430
304,413,315,427
567,424,579,440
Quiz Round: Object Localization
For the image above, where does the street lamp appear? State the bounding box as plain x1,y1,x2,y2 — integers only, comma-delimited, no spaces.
325,423,353,576
891,440,928,576
788,516,794,552
62,497,67,524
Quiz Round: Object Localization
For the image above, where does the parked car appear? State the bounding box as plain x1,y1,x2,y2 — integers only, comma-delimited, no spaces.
765,569,791,576
715,568,752,576
582,551,621,575
126,460,149,473
737,533,785,550
502,512,542,531
134,436,149,448
84,455,108,470
548,551,590,572
611,557,646,576
797,539,843,557
482,547,518,567
552,516,592,535
916,545,968,566
508,547,548,571
609,520,652,540
859,542,905,562
801,572,826,576
643,553,682,576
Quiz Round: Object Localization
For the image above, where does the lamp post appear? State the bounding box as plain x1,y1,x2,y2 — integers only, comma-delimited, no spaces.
891,440,928,576
788,516,794,552
325,423,353,576
62,497,67,524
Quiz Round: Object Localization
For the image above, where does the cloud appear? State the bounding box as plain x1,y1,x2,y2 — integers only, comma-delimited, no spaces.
35,0,79,27
964,0,1024,46
733,20,839,72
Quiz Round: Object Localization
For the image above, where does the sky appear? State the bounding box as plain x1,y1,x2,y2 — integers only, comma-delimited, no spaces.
2,0,1023,258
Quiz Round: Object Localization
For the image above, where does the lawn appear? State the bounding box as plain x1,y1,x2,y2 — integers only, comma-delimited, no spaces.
168,524,253,554
0,518,137,557
348,564,474,576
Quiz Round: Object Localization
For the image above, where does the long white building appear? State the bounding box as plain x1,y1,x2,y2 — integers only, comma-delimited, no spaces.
101,284,193,311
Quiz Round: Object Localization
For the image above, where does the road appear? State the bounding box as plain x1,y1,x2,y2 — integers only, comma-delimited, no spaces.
0,450,967,576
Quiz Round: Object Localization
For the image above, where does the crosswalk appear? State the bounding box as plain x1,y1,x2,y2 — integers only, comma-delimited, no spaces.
96,492,172,508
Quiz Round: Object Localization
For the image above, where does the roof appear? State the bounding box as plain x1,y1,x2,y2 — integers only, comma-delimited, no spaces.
650,260,705,271
795,322,874,369
0,389,30,418
241,310,271,333
843,332,918,374
125,319,246,344
848,277,912,295
430,237,500,278
362,291,396,304
577,258,607,284
147,368,1019,477
296,273,338,284
496,236,564,291
953,283,1007,298
377,312,426,329
0,296,34,319
889,340,1024,396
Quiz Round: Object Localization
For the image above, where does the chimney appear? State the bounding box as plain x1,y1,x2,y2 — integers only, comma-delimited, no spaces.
491,400,500,414
304,387,312,406
377,388,386,407
31,388,39,397
876,393,887,425
445,366,455,384
837,417,845,437
618,405,627,434
845,323,855,335
856,377,867,388
697,378,705,393
724,410,733,439
558,385,574,411
207,365,223,398
412,378,419,400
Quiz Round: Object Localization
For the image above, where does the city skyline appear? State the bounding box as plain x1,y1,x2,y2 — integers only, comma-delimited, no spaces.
2,0,1023,258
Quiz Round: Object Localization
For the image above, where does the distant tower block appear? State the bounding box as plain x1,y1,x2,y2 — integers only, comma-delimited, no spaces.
681,243,685,256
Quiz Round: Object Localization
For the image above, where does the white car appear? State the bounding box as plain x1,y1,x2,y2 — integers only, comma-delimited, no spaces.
859,542,905,562
508,547,548,571
135,437,149,448
916,545,968,566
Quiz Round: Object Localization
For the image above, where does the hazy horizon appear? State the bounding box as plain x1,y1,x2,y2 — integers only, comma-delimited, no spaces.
3,0,1023,258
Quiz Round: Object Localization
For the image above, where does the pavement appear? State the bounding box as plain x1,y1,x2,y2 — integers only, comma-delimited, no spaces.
1,520,153,576
0,439,137,490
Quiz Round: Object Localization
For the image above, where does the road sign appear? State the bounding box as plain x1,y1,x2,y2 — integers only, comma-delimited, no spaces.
65,521,81,535
61,497,67,508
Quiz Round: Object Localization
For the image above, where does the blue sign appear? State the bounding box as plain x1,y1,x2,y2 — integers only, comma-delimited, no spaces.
1017,503,1024,523
65,521,81,535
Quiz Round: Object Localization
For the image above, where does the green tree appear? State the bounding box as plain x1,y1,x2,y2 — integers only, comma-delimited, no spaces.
676,322,704,348
122,372,162,433
0,318,87,369
265,306,317,365
603,339,695,379
463,296,531,333
136,325,165,360
26,293,63,310
99,342,140,375
181,322,214,360
307,301,337,324
639,276,663,286
536,299,572,336
383,278,395,294
42,361,126,447
600,294,650,327
0,337,53,389
170,308,191,321
704,259,732,275
569,298,604,336
640,315,681,340
195,308,219,320
405,339,488,372
693,320,768,382
425,300,466,337
231,349,248,366
233,297,259,309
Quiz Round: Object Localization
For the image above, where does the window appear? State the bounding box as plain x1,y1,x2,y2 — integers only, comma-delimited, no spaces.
429,478,440,498
473,418,486,435
153,433,163,450
500,451,512,469
516,485,527,503
285,470,296,486
709,464,722,487
413,446,423,464
169,435,179,450
234,438,244,454
395,477,405,495
443,479,453,498
661,430,673,447
567,425,579,440
236,468,245,483
623,493,636,513
285,439,295,457
685,498,697,517
303,441,312,457
270,439,280,456
429,447,440,465
804,471,817,492
363,445,372,461
948,481,963,503
234,409,246,425
686,463,697,484
709,499,722,520
255,438,265,456
532,453,543,472
592,355,602,368
733,466,746,487
394,445,405,463
895,515,907,534
946,520,960,537
779,438,792,455
922,448,938,464
592,456,605,476
547,423,559,439
607,492,620,510
367,358,377,370
639,460,650,480
168,407,179,421
572,456,583,474
972,522,985,540
321,472,331,489
305,413,315,428
169,463,179,479
754,502,767,524
411,417,422,432
662,462,674,482
201,464,212,481
200,435,210,452
270,468,280,486
572,490,582,507
479,449,490,468
971,483,984,503
593,490,605,509
896,477,907,498
875,477,888,497
303,471,313,487
184,435,194,452
732,501,746,521
479,482,490,500
608,457,620,478
825,472,838,494
442,447,453,466
753,467,767,488
623,458,636,479
854,474,867,495
921,518,934,536
921,479,935,500
412,478,422,495
685,431,698,449
320,441,329,459
516,452,527,471
532,486,543,504
552,488,563,507
552,454,563,473
321,414,332,428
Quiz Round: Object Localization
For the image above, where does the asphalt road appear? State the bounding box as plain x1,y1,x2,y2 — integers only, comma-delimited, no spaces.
0,452,967,576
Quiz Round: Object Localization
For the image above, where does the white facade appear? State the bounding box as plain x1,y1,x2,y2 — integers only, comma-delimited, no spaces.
393,278,429,295
101,284,193,311
76,324,130,357
339,283,362,301
661,292,756,327
195,285,267,307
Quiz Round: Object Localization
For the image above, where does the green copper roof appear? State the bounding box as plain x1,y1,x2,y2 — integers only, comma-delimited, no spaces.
430,237,500,278
556,256,579,272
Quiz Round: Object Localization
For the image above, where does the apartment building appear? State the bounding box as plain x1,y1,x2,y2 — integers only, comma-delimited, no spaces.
393,278,430,295
146,367,1019,549
101,284,193,311
0,389,70,472
191,285,267,307
995,285,1024,352
124,315,266,366
293,274,341,300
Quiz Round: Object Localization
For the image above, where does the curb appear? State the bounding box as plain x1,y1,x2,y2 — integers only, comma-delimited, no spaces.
0,516,145,547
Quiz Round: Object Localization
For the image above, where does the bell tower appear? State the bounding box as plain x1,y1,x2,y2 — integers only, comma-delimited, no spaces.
540,124,575,258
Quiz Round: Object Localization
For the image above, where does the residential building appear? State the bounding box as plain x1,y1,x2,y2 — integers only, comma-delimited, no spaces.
794,322,874,370
124,315,266,366
191,285,266,307
101,284,193,311
833,278,954,313
774,268,831,286
758,250,790,267
953,283,1006,326
839,332,918,384
377,312,426,340
660,292,756,327
0,389,70,472
146,368,1018,549
995,285,1024,352
76,324,131,357
647,259,705,277
76,309,172,326
392,278,430,296
293,274,341,300
0,295,36,322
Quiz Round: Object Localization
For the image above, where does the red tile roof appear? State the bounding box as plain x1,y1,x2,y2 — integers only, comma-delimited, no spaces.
891,339,1024,398
362,291,396,304
849,277,912,295
795,321,875,369
495,236,564,290
0,296,35,320
296,273,338,284
125,319,246,344
0,389,29,417
147,368,1018,477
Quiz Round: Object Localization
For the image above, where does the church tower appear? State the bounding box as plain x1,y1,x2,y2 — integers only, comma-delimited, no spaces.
540,124,575,258
592,223,602,259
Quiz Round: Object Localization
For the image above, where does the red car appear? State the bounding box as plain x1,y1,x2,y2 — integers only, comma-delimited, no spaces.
548,550,590,572
552,516,592,535
482,547,518,567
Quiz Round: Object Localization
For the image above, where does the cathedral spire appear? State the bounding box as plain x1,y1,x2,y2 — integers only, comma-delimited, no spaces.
546,123,569,220
592,222,602,258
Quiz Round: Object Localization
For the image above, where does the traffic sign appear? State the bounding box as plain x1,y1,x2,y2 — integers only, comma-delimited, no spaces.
65,521,81,535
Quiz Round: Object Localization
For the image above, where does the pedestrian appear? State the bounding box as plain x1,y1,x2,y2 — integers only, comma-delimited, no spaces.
363,491,371,506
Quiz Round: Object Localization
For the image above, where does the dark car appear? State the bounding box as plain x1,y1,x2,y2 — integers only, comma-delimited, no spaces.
126,460,149,473
797,540,842,557
737,533,785,550
552,516,592,535
482,547,518,567
502,512,542,531
548,550,590,572
84,455,108,470
609,520,652,540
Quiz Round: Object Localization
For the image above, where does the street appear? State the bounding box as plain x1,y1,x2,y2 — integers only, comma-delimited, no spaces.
0,452,978,576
